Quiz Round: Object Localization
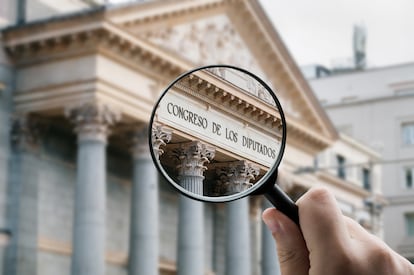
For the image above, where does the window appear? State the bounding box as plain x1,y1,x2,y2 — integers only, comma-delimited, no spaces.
404,167,413,189
405,213,414,236
336,155,346,180
362,168,371,191
402,123,414,145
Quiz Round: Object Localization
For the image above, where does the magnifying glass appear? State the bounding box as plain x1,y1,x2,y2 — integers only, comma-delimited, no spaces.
148,65,299,225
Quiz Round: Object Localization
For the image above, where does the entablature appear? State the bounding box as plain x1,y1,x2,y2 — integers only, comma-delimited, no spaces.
2,3,335,156
174,71,282,134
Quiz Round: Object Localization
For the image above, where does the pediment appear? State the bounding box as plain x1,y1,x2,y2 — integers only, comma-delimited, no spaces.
113,7,302,118
1,0,337,152
106,0,337,147
144,17,312,121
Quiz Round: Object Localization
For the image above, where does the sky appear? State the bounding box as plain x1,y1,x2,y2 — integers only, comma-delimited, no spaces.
259,0,414,69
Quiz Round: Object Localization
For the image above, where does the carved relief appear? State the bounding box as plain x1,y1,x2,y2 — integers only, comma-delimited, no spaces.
142,16,302,118
151,123,172,159
173,141,216,179
143,15,262,70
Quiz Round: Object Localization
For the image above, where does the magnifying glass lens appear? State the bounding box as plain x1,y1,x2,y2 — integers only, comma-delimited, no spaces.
150,65,286,203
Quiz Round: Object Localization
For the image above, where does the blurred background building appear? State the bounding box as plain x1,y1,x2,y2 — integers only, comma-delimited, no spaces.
309,62,414,263
301,19,414,262
0,0,384,274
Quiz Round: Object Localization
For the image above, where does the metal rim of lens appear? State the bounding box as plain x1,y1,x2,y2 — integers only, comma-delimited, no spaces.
148,64,287,203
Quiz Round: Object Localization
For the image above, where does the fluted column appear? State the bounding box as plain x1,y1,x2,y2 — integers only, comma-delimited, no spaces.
128,124,171,275
174,141,215,195
66,102,120,275
174,141,215,275
6,116,40,275
261,199,281,275
217,160,259,275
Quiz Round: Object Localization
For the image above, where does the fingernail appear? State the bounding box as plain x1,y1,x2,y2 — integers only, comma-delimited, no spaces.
263,215,283,234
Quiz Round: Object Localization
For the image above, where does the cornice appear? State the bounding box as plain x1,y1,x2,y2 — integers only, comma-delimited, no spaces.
226,0,338,144
2,20,192,80
109,0,227,29
286,117,333,154
386,195,414,205
280,161,385,204
174,72,283,136
340,133,381,159
316,171,371,197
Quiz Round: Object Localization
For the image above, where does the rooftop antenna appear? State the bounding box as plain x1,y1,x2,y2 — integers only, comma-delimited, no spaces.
16,0,26,25
353,24,367,70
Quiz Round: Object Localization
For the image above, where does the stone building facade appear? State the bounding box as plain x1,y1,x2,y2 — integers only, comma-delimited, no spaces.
0,0,383,274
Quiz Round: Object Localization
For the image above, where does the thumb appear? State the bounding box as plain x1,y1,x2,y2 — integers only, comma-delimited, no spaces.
262,208,309,275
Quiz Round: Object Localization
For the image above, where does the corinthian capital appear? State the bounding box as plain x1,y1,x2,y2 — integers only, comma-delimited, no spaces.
173,141,215,179
216,160,260,195
151,123,172,159
65,102,121,143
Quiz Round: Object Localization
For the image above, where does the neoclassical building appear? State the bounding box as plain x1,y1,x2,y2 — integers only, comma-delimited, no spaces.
0,0,383,275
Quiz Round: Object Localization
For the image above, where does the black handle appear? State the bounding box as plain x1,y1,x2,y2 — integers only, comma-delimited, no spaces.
264,183,299,226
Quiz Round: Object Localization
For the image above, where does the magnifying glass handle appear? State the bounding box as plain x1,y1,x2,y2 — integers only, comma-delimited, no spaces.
264,184,299,226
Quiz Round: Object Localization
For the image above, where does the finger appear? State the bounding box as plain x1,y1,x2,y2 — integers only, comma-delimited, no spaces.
345,217,414,274
344,216,372,241
262,208,309,275
345,216,395,252
297,187,351,253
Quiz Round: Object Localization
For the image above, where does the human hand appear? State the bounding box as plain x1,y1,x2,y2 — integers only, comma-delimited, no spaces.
262,187,414,275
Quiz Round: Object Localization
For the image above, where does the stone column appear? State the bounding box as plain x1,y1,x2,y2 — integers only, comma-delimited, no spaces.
261,199,281,275
128,124,171,275
66,102,120,275
0,50,15,272
6,116,40,275
174,141,215,275
217,160,259,275
174,141,215,195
